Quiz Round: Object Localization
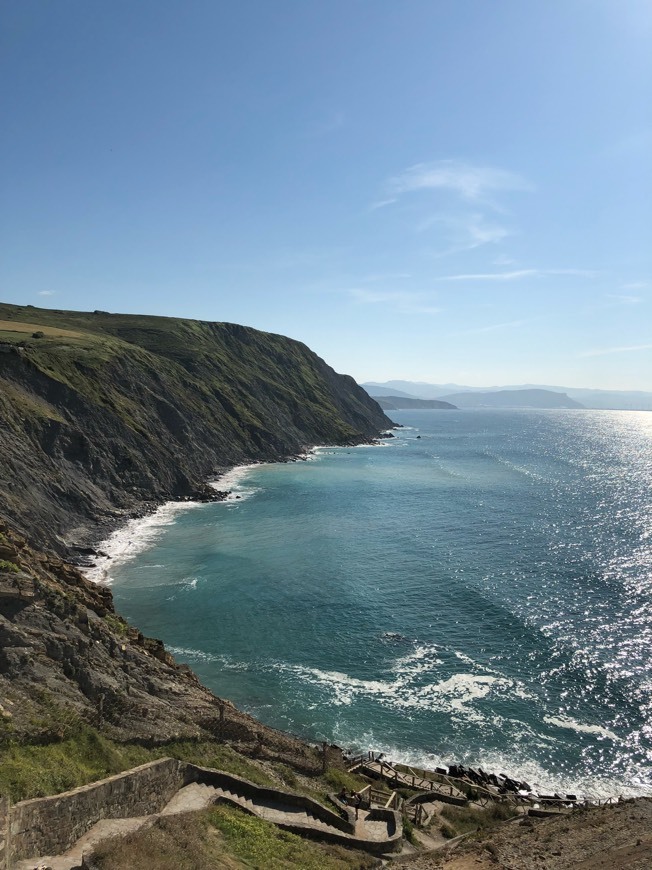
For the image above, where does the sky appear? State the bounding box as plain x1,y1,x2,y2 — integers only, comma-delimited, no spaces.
1,0,651,390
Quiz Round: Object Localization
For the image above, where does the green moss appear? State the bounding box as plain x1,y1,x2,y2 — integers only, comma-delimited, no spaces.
103,613,128,637
0,559,19,573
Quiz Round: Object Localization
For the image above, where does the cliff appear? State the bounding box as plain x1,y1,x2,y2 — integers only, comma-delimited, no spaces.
0,303,392,772
0,518,320,769
0,303,391,556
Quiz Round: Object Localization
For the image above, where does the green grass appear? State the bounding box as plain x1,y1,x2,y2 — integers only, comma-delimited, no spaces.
439,802,519,836
0,727,282,802
0,301,377,447
0,559,19,573
153,741,278,788
90,805,377,869
322,767,370,794
206,803,376,869
0,727,152,801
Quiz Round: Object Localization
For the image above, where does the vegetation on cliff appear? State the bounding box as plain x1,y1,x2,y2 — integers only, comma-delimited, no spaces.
0,303,391,555
0,305,388,827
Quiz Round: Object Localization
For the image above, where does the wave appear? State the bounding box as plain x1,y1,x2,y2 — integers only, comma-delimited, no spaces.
274,658,515,719
167,645,249,670
543,715,620,743
330,729,648,800
84,500,204,584
210,463,262,501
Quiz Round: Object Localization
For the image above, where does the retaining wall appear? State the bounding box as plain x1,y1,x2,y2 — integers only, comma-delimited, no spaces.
188,765,355,833
7,758,186,864
0,794,9,870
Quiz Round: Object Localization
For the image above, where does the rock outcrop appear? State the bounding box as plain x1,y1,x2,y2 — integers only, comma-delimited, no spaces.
0,518,321,770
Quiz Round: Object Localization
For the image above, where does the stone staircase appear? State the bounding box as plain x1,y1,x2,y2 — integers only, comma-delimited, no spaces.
12,764,402,868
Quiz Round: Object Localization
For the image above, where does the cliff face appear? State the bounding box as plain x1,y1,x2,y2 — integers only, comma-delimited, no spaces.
0,518,319,769
0,303,391,555
0,303,390,762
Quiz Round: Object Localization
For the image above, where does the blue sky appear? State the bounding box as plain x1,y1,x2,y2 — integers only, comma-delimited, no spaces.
1,0,650,390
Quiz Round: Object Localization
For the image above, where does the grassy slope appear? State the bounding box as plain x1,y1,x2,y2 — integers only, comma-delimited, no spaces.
0,303,391,553
1,726,376,868
0,303,381,441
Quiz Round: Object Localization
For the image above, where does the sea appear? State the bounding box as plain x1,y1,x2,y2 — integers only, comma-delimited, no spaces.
91,409,652,799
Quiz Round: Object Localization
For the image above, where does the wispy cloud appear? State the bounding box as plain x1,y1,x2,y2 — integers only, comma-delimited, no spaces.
38,290,55,296
441,269,538,282
421,213,512,257
578,343,652,358
348,288,441,315
439,267,597,281
451,319,530,336
621,281,648,291
387,159,532,205
605,293,642,305
369,197,398,211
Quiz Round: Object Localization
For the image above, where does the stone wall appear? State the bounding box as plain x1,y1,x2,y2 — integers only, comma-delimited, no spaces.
8,758,185,863
0,794,9,870
188,764,355,834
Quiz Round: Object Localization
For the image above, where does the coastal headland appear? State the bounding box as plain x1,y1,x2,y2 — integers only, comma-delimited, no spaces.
1,304,649,867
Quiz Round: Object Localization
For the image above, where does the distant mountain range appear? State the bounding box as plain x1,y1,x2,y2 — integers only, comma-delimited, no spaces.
363,381,652,411
373,395,457,410
437,389,582,410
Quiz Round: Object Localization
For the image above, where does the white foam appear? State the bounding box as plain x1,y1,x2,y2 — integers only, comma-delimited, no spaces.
167,645,248,670
210,463,262,501
543,715,620,742
391,644,444,677
84,500,203,585
275,659,511,718
332,731,649,800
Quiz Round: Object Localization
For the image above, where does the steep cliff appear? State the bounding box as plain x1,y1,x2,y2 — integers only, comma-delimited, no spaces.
0,303,391,555
0,303,390,775
0,518,320,770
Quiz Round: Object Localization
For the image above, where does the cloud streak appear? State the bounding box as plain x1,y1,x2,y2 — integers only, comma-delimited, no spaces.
451,319,530,336
439,268,597,281
388,159,532,204
348,287,441,315
441,269,538,281
604,293,643,305
578,344,652,358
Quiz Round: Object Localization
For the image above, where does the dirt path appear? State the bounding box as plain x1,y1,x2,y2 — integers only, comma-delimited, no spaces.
395,798,652,870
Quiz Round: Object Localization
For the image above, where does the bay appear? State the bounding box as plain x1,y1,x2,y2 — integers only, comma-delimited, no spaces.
106,410,652,798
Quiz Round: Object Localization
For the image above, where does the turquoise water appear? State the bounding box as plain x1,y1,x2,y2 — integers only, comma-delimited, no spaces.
106,410,652,797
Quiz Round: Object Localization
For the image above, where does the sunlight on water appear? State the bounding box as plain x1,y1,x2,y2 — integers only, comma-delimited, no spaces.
105,410,652,797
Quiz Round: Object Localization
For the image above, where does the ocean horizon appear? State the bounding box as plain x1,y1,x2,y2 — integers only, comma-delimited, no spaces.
93,409,652,800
